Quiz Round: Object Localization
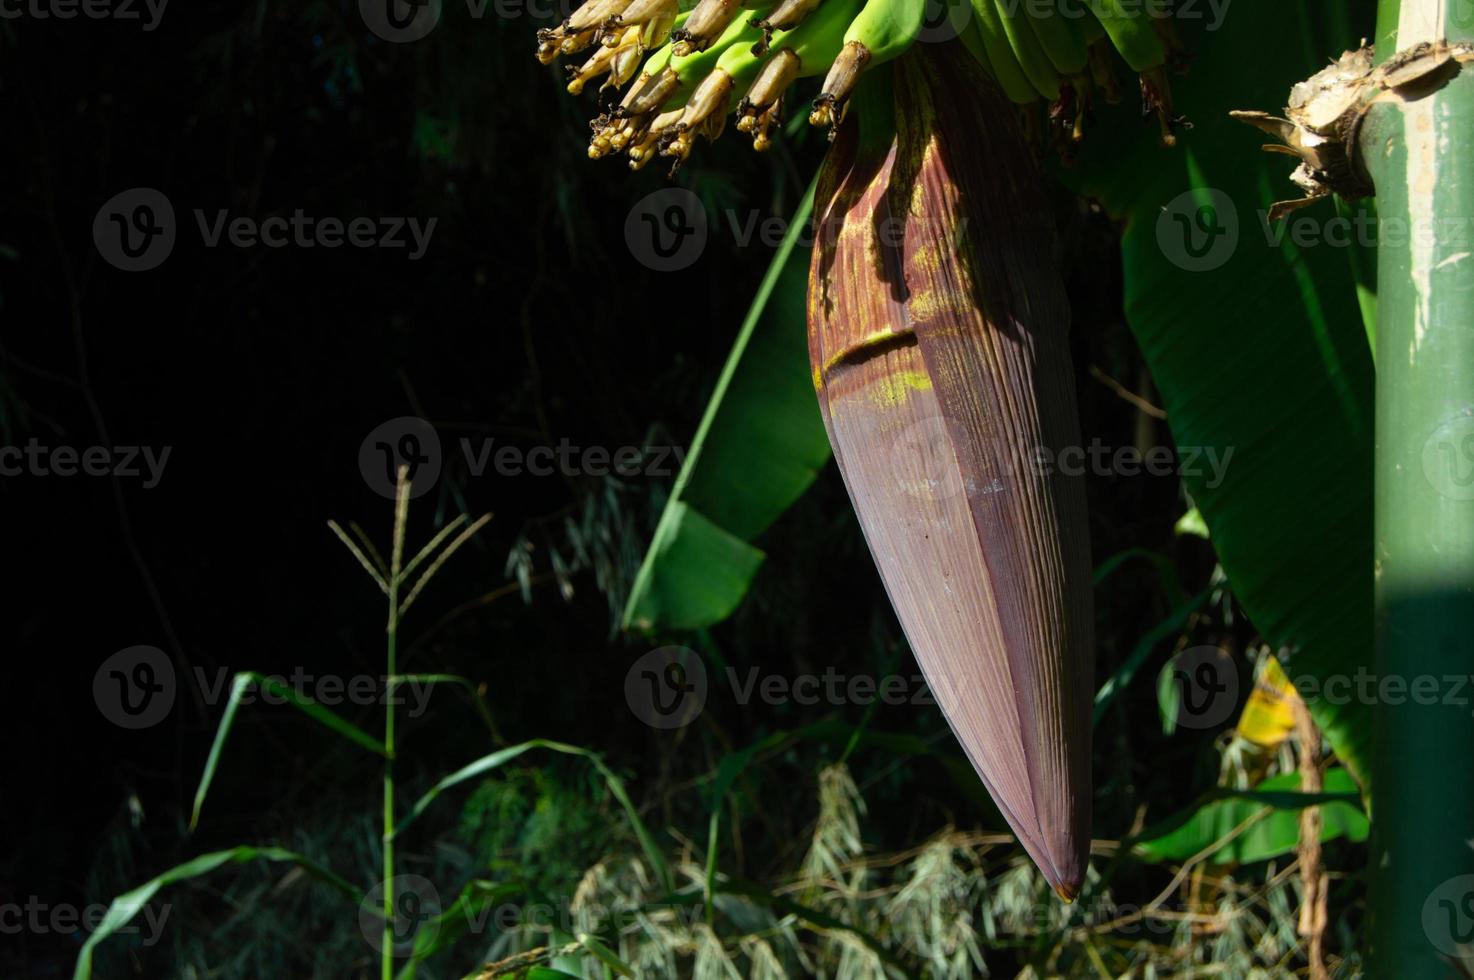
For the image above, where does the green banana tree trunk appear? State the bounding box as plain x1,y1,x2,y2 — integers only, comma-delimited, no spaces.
1364,0,1474,973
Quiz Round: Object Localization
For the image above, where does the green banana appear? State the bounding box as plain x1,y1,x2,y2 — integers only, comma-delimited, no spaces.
714,21,779,77
1083,0,1176,143
774,0,863,76
951,4,991,75
924,0,987,69
749,0,822,56
629,9,689,78
1026,0,1088,75
736,0,862,147
670,0,745,55
565,25,636,93
840,0,925,63
967,0,1040,104
992,0,1059,100
1077,0,1104,43
607,0,676,33
810,0,925,130
1087,0,1164,73
668,14,760,94
587,10,729,159
656,19,772,167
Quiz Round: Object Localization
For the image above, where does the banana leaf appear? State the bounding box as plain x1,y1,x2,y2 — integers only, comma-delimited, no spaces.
1063,0,1379,791
622,182,832,632
1133,767,1368,865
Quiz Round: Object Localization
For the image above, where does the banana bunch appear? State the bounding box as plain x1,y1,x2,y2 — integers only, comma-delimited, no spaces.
536,0,1183,171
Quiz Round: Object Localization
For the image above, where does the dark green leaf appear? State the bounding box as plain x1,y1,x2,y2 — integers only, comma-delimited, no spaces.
1133,767,1368,865
1062,0,1378,789
74,846,358,980
393,739,673,895
622,181,831,631
191,671,388,829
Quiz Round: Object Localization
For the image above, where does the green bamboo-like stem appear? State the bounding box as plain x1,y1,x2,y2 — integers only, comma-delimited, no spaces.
1364,0,1474,973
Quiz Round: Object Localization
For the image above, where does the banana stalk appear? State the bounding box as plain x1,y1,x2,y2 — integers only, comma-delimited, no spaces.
545,0,1179,167
808,45,1093,898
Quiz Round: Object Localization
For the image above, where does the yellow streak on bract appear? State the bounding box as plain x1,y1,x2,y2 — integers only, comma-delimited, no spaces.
906,286,958,324
838,216,869,258
909,143,941,219
868,369,933,408
909,236,948,279
820,326,900,378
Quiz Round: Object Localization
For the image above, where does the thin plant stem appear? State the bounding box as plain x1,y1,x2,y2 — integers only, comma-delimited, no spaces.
383,465,411,980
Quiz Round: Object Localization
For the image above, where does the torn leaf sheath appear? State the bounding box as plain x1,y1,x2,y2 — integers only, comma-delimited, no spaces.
1234,41,1474,219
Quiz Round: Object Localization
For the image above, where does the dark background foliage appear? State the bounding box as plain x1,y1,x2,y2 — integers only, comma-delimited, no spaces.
2,4,1269,976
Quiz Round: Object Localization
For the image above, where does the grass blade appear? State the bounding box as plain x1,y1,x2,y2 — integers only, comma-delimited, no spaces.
711,879,917,979
394,880,524,980
389,673,500,738
392,739,673,895
575,932,635,977
190,671,388,829
73,845,358,980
